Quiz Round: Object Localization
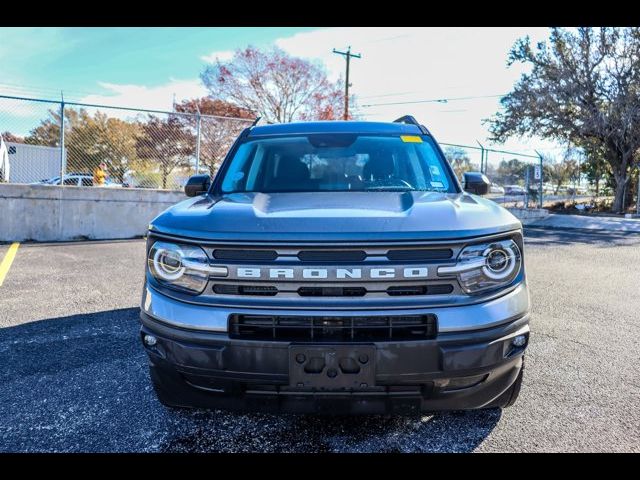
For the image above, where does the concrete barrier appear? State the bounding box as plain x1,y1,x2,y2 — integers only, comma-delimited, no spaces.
0,184,185,242
506,207,550,225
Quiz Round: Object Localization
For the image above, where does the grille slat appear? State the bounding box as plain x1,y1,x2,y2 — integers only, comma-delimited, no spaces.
386,249,453,261
213,249,277,261
229,314,437,342
213,284,278,296
298,286,366,297
297,250,367,262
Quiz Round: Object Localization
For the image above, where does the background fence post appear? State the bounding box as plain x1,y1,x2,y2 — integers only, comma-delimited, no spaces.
476,141,484,173
537,151,544,208
195,108,201,175
59,93,65,186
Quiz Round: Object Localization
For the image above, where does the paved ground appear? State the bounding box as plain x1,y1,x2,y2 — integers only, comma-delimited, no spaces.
0,229,639,452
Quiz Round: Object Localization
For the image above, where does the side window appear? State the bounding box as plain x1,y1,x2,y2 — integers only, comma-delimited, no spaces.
81,178,93,187
63,177,78,186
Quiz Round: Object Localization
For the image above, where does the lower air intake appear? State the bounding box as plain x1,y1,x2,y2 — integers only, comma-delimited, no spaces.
229,314,437,342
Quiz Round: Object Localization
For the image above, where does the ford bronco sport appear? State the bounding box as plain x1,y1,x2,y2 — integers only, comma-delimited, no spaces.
140,116,530,414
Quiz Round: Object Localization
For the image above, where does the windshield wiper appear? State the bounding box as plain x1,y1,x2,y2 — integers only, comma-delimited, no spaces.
365,186,413,191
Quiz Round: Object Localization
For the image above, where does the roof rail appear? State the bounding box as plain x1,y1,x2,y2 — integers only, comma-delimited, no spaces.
393,115,430,135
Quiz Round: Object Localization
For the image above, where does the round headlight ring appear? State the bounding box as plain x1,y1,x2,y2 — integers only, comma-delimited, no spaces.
153,246,186,281
482,244,518,280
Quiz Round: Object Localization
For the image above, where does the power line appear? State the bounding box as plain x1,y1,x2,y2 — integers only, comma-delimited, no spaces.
358,91,416,100
361,93,506,108
0,81,105,100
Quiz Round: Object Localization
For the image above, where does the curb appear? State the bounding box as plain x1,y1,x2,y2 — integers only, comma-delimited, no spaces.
524,225,640,236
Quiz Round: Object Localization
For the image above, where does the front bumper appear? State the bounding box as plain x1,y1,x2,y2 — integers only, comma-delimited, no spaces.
140,285,530,413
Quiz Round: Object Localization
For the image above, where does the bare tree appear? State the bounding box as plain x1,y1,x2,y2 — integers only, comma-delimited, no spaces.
174,98,254,176
201,47,349,124
544,151,580,195
487,28,640,212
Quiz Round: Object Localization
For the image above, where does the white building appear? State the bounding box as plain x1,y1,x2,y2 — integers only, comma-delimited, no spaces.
4,142,67,183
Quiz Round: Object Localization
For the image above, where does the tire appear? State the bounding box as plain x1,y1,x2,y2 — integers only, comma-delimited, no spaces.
487,356,525,409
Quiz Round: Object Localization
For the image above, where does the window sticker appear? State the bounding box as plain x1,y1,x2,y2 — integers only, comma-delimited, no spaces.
400,135,423,143
430,181,445,189
430,165,441,176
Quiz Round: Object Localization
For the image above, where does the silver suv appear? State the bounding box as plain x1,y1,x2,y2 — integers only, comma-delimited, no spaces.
139,116,530,414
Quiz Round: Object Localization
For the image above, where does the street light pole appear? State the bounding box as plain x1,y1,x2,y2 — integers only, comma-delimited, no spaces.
333,46,361,120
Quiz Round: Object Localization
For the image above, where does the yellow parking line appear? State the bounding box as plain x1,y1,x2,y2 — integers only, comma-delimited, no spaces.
0,242,20,287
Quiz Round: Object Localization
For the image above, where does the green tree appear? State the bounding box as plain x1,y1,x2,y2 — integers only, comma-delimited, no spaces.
496,158,526,186
443,146,474,181
25,108,80,147
25,108,141,181
487,27,640,213
66,111,141,181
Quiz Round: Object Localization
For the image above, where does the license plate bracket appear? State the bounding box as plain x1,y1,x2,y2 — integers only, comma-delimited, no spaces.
289,344,376,390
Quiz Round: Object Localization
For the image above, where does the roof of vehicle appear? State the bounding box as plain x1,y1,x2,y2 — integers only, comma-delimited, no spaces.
248,120,426,137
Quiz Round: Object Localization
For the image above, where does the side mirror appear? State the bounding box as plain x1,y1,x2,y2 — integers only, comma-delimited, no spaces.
184,174,211,197
463,172,490,196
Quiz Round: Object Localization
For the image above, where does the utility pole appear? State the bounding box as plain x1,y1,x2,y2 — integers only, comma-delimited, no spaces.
333,46,361,120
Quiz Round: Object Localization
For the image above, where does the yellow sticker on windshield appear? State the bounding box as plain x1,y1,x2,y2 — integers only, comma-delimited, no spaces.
400,135,423,143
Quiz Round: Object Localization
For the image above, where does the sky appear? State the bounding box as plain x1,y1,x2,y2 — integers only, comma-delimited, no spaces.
0,27,565,159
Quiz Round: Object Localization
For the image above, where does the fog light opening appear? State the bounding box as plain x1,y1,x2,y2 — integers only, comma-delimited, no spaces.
512,334,527,348
144,334,157,347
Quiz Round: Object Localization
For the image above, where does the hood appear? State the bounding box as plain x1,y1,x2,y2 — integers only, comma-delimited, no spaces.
149,191,521,242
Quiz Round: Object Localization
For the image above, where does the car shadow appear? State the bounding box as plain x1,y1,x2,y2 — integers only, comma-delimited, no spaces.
0,308,501,453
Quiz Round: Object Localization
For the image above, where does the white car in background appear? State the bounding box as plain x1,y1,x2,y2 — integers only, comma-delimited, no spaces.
33,173,122,187
489,183,505,194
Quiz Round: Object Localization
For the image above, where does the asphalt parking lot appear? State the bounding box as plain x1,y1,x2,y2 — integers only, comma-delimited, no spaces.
0,228,639,452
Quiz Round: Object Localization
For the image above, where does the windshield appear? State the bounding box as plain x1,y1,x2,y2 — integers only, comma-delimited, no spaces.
219,134,456,194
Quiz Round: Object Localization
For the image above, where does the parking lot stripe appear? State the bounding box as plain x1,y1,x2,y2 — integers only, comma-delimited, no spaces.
0,242,20,287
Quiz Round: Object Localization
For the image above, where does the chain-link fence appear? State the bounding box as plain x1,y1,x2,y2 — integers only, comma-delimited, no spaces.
2,93,593,210
443,142,554,209
0,94,254,190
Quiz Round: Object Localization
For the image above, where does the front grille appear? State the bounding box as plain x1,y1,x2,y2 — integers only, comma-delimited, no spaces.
213,283,455,297
229,314,438,342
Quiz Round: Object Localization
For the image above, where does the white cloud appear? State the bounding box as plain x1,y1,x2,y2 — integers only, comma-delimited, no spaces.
275,27,558,155
79,78,208,113
200,50,235,64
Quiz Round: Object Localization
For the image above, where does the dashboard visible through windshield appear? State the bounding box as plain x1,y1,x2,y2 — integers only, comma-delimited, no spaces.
219,133,456,194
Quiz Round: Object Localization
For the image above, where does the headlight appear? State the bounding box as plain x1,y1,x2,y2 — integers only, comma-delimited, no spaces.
438,238,522,294
147,241,211,294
